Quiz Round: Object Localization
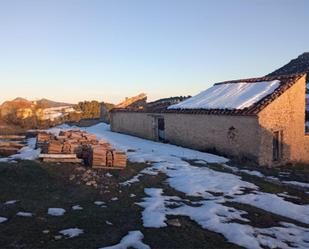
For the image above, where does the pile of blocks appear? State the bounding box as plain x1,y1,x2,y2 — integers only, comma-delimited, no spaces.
36,129,127,169
0,135,26,157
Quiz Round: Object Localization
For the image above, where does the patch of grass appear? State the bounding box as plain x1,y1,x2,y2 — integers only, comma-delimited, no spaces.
0,160,244,249
195,162,309,205
225,202,309,229
228,161,309,184
2,158,306,249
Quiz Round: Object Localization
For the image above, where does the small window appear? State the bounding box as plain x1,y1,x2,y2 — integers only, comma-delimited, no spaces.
273,130,283,162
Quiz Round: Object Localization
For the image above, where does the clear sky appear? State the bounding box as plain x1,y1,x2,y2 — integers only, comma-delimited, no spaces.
0,0,308,104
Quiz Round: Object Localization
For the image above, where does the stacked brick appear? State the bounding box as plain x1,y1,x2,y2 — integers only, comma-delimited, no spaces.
36,129,127,169
0,135,27,157
36,132,53,153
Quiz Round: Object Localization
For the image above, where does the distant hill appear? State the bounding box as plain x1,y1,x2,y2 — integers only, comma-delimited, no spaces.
0,97,72,109
35,98,73,108
268,52,309,82
0,98,33,117
0,97,73,117
0,97,77,130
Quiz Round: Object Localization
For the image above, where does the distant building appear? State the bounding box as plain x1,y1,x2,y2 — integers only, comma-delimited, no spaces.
111,73,309,166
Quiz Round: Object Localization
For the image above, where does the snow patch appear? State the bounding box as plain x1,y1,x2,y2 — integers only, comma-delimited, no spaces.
282,180,309,189
16,212,33,217
239,169,264,177
0,217,8,223
72,205,83,210
48,208,66,216
120,167,160,186
234,192,309,224
139,188,309,249
59,228,84,238
94,201,105,206
4,200,18,205
277,192,300,200
137,188,180,228
99,230,150,249
0,138,41,162
11,138,41,161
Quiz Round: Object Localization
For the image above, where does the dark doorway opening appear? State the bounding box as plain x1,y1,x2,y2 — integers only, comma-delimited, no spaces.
158,118,165,141
273,130,283,162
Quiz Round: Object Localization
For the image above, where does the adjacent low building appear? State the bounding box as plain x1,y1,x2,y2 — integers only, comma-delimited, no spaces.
111,73,309,166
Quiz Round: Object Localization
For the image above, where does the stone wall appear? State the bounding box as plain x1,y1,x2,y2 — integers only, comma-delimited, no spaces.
164,114,260,162
111,111,261,163
110,112,157,141
258,75,308,165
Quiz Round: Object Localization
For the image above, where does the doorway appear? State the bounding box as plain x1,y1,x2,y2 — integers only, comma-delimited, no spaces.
272,130,283,162
157,118,165,141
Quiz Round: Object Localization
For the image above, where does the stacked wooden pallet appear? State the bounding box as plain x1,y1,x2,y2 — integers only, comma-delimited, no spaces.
48,140,63,154
113,151,127,168
0,141,25,157
36,129,127,169
0,135,26,140
36,132,54,153
0,147,19,157
91,145,108,168
91,147,127,169
0,141,24,149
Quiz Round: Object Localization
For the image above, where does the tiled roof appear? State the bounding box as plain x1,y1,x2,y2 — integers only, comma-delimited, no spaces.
112,73,306,116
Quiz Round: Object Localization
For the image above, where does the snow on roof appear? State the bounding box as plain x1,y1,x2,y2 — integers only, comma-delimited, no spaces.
168,80,281,110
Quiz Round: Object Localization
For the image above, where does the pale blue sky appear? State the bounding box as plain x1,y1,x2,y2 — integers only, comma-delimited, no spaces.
0,0,308,104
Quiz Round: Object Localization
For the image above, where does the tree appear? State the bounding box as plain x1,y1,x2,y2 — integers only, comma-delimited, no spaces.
75,101,101,119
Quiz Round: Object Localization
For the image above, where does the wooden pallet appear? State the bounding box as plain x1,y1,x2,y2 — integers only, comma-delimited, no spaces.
42,158,83,163
0,142,24,149
0,147,20,156
0,135,26,140
39,154,82,163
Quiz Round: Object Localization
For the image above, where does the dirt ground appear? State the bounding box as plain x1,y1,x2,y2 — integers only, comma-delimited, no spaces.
0,160,308,249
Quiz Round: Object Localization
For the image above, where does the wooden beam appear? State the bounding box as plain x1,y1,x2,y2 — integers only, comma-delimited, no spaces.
39,154,77,159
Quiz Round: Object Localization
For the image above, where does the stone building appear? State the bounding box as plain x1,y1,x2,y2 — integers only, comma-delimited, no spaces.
111,73,309,166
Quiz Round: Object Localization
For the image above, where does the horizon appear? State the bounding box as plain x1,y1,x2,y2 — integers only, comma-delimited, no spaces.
1,0,309,104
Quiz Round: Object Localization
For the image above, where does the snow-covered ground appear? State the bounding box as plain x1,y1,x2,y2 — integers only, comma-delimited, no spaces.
1,122,308,249
66,123,308,249
40,106,76,121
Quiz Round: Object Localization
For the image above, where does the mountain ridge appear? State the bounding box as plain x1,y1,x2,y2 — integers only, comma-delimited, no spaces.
267,52,309,78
